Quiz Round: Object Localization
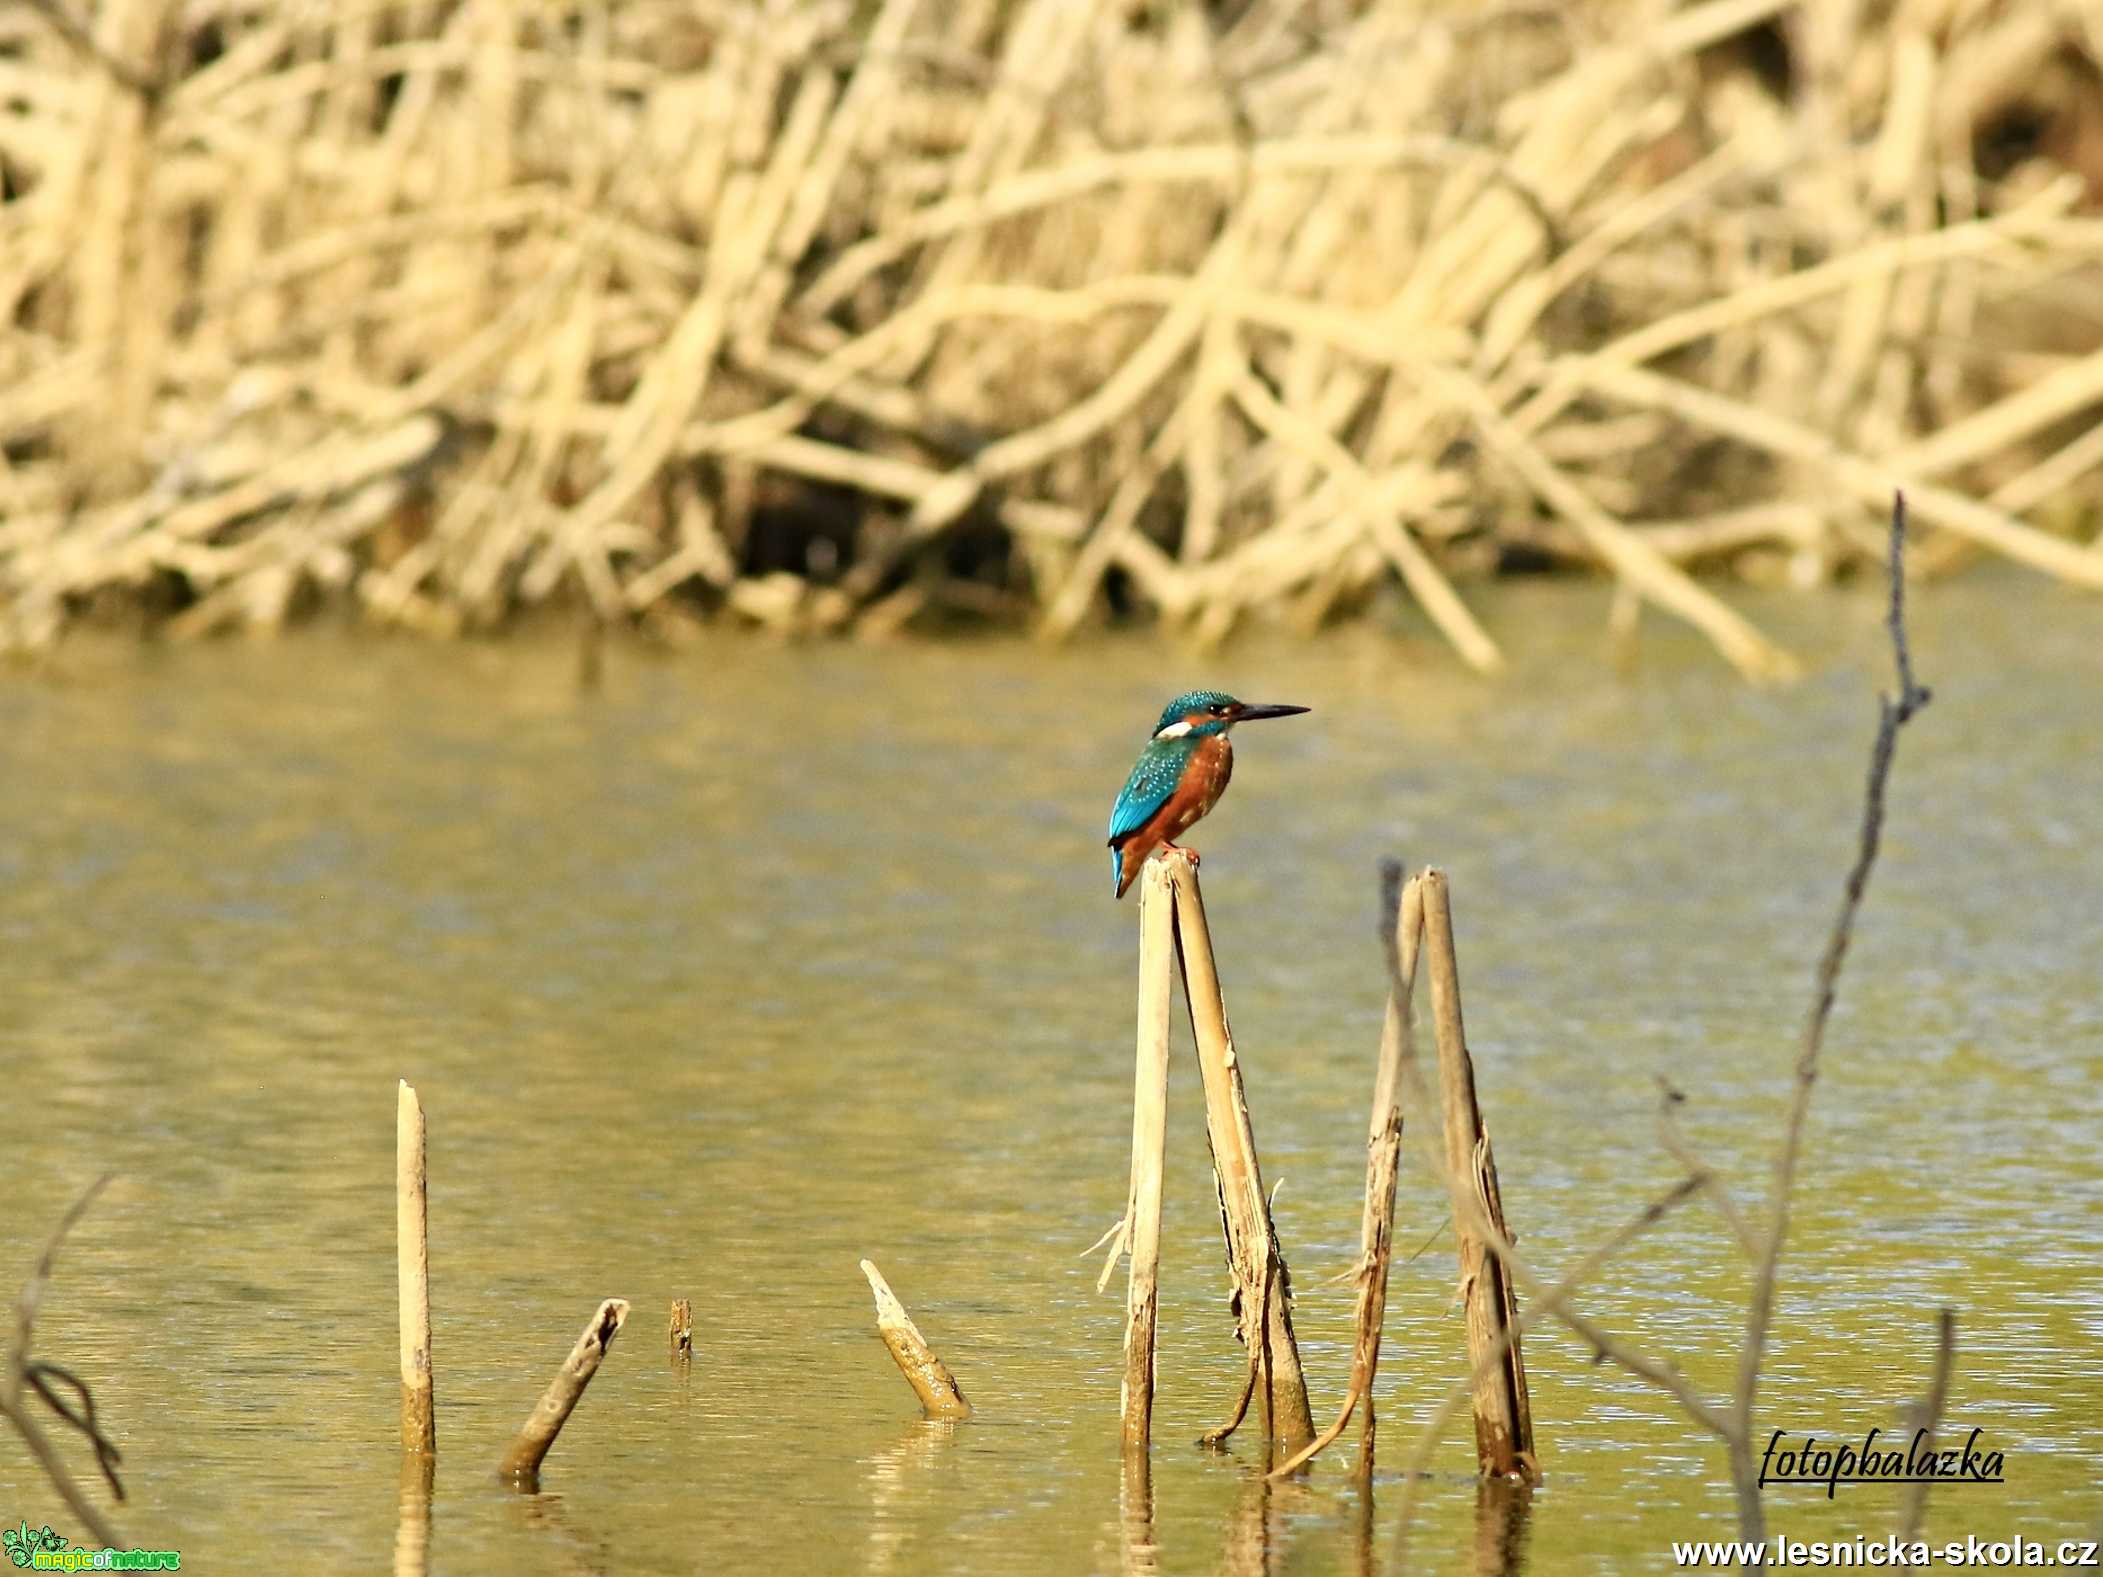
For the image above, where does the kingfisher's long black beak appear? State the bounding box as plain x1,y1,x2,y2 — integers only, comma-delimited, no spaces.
1234,703,1311,722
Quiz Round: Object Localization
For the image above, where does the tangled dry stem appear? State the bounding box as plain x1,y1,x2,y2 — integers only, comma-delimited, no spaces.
4,1173,124,1551
2,0,2099,668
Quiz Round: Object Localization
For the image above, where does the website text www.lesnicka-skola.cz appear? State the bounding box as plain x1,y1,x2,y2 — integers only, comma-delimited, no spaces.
1671,1534,2101,1568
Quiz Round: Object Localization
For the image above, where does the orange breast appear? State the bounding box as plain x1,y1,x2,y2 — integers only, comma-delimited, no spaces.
1160,733,1234,839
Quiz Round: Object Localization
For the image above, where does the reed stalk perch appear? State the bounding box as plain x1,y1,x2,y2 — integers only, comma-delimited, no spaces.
1120,858,1176,1452
397,1080,435,1455
859,1260,971,1421
498,1298,630,1487
1165,851,1316,1453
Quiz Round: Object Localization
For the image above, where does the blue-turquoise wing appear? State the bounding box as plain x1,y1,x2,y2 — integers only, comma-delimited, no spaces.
1107,739,1191,845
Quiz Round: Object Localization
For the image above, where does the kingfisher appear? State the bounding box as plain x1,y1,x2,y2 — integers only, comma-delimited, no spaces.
1107,690,1311,899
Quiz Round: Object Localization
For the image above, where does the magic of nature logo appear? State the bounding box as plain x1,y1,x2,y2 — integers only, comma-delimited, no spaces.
1758,1427,2006,1499
2,1522,180,1571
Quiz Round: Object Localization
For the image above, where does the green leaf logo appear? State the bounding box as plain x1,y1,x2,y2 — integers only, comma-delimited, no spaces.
2,1523,68,1566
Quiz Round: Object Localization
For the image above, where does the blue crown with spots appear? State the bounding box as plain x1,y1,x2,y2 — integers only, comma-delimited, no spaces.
1153,690,1235,734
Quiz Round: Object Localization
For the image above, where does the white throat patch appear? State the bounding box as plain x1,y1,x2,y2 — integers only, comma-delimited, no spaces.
1153,719,1195,740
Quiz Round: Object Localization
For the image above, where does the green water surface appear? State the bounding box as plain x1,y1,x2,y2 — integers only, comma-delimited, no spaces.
2,577,2098,1573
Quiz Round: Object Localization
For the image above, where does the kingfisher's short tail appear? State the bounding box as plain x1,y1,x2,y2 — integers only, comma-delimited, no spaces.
1112,840,1153,899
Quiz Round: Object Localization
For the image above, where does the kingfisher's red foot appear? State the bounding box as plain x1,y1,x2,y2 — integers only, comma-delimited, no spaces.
1163,842,1200,868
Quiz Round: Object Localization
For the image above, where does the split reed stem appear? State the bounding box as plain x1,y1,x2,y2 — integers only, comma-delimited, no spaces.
1269,866,1426,1478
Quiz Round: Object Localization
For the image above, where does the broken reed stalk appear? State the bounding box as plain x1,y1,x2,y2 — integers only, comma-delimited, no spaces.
859,1260,971,1421
1269,866,1426,1479
1120,857,1176,1453
397,1080,435,1456
668,1298,694,1363
498,1298,631,1486
1421,870,1538,1482
1164,851,1316,1453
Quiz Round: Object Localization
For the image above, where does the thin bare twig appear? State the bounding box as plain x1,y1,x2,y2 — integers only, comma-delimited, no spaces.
1730,492,1933,1536
10,1173,115,1389
19,1364,123,1500
3,1173,124,1549
1656,1077,1758,1260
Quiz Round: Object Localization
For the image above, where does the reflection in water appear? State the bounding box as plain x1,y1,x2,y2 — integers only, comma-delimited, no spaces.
392,1453,431,1577
1349,1410,1376,1577
865,1419,960,1574
1472,1478,1534,1577
1119,1448,1157,1577
1388,1473,1534,1577
1221,1457,1275,1577
670,1341,693,1397
1220,1454,1320,1577
509,1490,613,1577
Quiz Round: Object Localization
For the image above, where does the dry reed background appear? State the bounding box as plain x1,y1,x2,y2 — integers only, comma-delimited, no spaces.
3,0,2102,673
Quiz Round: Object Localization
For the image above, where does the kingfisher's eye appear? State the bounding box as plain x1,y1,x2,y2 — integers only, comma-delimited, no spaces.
1210,703,1229,715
